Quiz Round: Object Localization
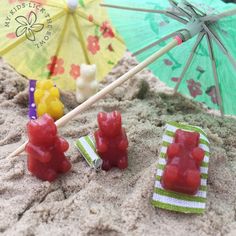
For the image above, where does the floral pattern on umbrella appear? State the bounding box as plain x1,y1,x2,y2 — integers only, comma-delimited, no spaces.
47,56,65,76
206,86,219,105
100,21,115,38
87,35,100,55
187,79,202,98
70,64,81,80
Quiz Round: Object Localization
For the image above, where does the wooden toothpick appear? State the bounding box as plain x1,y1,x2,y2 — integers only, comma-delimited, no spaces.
7,39,179,158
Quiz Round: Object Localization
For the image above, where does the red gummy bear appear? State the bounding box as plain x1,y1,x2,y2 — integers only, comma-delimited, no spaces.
94,111,128,171
25,114,71,182
161,129,205,195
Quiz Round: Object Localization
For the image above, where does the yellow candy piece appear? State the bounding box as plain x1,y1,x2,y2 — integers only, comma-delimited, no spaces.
34,80,64,120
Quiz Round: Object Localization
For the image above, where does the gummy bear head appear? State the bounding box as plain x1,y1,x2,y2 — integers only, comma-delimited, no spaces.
97,111,122,138
175,129,200,150
80,64,96,82
27,114,57,147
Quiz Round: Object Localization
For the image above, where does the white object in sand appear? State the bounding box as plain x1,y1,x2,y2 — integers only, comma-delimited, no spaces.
76,64,99,103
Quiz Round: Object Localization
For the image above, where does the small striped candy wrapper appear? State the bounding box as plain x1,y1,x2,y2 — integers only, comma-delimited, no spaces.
152,122,210,214
75,135,103,170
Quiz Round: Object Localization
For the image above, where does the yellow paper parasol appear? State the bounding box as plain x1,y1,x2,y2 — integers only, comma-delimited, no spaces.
0,0,126,90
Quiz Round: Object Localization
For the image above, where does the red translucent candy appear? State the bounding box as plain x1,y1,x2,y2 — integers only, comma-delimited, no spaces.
94,111,128,171
161,129,205,195
25,114,71,182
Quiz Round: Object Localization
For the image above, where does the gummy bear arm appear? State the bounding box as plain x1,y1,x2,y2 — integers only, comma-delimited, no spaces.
58,137,69,152
76,79,86,89
25,143,52,163
192,147,205,166
167,143,180,159
95,131,108,153
90,81,98,90
119,129,128,151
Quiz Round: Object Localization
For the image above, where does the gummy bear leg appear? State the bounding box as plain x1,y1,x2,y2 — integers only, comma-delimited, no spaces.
162,165,178,189
76,93,86,103
186,170,201,193
102,160,112,171
44,169,58,182
27,158,44,175
117,157,128,169
59,159,71,173
27,157,35,173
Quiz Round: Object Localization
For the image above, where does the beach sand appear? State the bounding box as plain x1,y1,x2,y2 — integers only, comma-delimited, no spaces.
0,54,236,236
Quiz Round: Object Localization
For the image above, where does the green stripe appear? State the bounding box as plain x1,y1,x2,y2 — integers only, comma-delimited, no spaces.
154,188,206,202
85,136,96,152
166,130,175,137
160,152,166,158
167,122,207,137
201,173,208,179
163,141,170,147
199,139,209,146
155,176,207,191
151,200,204,214
75,140,93,165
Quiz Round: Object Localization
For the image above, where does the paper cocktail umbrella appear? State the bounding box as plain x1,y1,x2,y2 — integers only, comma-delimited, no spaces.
0,0,125,90
103,0,236,115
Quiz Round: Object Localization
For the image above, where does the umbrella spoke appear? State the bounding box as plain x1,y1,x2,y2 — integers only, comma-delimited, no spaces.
47,14,70,79
133,30,185,56
100,3,188,24
168,0,192,20
206,33,224,116
72,14,91,65
0,10,66,56
201,8,236,22
174,32,205,93
203,24,236,70
165,12,188,24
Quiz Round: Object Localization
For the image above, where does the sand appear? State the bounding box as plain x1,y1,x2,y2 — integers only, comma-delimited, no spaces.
0,54,236,236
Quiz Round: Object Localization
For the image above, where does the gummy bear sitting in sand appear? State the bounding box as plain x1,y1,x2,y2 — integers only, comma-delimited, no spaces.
94,111,128,171
34,80,64,120
161,129,205,195
76,64,98,103
25,114,71,182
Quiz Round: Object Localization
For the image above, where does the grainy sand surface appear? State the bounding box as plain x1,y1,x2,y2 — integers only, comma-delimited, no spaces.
0,54,236,236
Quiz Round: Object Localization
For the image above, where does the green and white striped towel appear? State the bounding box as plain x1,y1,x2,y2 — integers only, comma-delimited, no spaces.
152,122,210,214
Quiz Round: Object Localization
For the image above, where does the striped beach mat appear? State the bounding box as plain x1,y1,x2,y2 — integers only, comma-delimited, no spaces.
152,122,210,214
75,135,103,170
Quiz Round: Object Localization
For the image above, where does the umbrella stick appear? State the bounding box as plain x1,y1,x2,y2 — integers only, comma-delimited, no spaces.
7,38,180,159
133,30,184,56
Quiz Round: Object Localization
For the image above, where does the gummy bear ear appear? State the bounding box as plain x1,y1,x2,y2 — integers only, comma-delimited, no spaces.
27,120,40,133
112,111,121,125
98,112,107,122
42,114,54,122
112,111,121,119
